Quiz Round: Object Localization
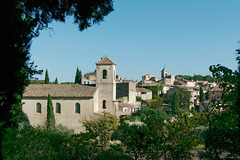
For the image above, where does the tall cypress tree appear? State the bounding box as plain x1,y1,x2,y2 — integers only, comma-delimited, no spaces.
199,86,204,102
79,70,82,84
45,69,50,84
172,91,180,114
75,67,82,84
46,94,55,129
55,77,58,84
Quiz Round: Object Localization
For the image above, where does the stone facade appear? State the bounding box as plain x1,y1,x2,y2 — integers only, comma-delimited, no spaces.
96,57,117,115
22,57,142,133
22,84,98,133
136,87,152,100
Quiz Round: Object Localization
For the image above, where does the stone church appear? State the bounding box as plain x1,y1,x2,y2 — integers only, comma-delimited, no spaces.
22,57,141,133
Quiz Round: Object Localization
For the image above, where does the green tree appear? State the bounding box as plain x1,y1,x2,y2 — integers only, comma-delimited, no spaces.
45,69,50,84
75,67,82,84
54,77,58,84
0,0,113,157
117,109,200,160
82,112,118,149
201,49,240,159
199,86,204,102
46,94,55,129
172,91,180,114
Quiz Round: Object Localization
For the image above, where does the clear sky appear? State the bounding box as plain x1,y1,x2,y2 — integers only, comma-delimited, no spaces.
30,0,240,82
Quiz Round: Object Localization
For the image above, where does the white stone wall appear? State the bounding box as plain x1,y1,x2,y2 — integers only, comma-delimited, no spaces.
22,96,96,133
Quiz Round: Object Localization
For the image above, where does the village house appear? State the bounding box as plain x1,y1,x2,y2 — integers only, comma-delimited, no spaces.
22,57,143,133
136,87,152,100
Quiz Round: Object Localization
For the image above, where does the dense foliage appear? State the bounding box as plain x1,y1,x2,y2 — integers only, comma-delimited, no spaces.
0,1,113,157
169,88,192,110
176,74,218,83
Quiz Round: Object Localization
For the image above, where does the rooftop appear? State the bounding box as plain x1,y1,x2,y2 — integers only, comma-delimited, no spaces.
96,56,116,65
23,84,97,98
136,87,152,93
162,67,168,72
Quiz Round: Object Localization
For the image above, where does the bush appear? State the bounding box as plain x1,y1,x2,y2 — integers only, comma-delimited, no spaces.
2,127,66,160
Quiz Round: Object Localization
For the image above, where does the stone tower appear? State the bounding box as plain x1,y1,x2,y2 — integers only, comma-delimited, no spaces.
161,67,168,79
96,56,117,115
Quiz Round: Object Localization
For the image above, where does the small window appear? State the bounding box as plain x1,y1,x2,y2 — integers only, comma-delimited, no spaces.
36,103,41,113
75,103,80,114
56,103,61,114
103,100,106,109
103,70,107,79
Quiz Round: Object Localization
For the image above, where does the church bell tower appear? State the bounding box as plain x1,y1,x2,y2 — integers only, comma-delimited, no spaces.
96,56,117,115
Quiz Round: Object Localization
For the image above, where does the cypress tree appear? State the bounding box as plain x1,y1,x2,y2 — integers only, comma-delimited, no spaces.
46,94,55,129
79,70,82,84
45,69,50,84
55,77,58,84
172,91,180,114
75,67,82,84
199,86,204,102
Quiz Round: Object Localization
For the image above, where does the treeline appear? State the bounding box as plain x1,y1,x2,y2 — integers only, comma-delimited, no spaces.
176,74,219,83
30,67,82,84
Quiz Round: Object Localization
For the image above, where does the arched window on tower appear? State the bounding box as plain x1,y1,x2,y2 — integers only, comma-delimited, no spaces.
103,100,106,109
56,103,61,114
103,69,107,79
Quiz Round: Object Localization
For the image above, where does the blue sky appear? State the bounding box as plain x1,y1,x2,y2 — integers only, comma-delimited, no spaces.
30,0,240,82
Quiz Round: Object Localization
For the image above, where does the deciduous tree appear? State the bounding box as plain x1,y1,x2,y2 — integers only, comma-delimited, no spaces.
82,112,118,149
0,1,113,157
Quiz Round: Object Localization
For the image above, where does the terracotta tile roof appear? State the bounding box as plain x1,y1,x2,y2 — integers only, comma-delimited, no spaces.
96,56,116,65
23,84,97,98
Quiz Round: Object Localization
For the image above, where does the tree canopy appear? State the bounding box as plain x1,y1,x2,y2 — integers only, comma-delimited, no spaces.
0,1,114,158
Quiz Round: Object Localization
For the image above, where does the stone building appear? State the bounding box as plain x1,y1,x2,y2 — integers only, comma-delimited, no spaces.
22,57,141,133
22,84,98,133
136,87,152,100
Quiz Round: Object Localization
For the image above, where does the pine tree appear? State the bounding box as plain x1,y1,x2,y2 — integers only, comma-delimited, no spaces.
199,86,204,102
172,91,180,114
75,67,82,84
55,77,58,84
46,94,55,129
45,69,50,84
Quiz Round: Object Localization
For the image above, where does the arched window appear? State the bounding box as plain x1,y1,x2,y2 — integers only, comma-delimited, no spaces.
103,70,107,79
36,103,41,113
103,100,106,109
75,103,80,114
56,103,61,114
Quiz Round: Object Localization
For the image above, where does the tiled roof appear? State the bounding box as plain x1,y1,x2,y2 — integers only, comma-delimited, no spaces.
23,84,97,98
118,103,137,110
136,87,152,93
96,56,116,65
